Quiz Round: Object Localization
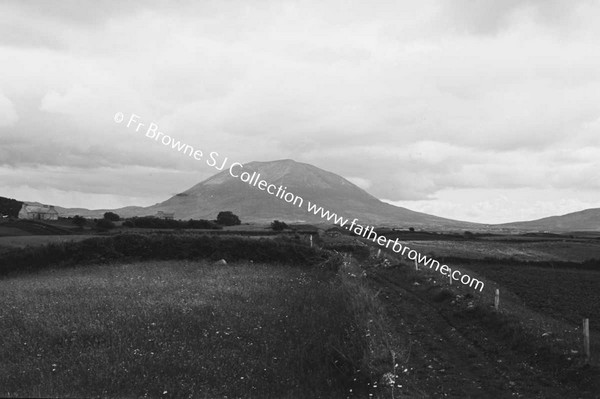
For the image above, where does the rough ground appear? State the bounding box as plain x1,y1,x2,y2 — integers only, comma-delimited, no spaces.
367,265,600,398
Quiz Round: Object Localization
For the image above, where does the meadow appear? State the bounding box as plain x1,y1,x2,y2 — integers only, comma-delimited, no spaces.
402,237,600,262
0,235,403,398
1,261,355,398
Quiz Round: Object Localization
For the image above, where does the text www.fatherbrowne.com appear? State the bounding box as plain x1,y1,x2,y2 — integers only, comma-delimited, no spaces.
115,112,485,292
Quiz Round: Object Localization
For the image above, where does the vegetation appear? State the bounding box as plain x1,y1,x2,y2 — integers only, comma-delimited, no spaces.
216,211,241,226
95,218,115,230
0,234,327,277
322,243,371,261
0,196,23,218
72,215,87,228
270,220,288,231
103,212,120,221
0,260,384,398
122,217,220,230
0,232,401,398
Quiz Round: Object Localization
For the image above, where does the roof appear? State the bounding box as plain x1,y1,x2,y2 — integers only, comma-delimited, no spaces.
21,203,58,214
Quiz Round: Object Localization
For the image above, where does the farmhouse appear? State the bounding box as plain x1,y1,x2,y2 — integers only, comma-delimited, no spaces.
156,211,175,220
18,203,59,221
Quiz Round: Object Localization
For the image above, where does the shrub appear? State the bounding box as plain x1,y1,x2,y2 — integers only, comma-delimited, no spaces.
96,219,115,230
122,217,220,230
322,244,371,261
271,220,288,231
72,215,87,227
0,234,330,277
103,212,120,221
216,211,241,226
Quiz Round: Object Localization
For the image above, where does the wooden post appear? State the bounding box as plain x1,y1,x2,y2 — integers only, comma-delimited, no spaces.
494,289,500,311
583,318,590,364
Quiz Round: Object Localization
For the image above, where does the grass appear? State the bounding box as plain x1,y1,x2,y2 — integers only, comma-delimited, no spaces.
456,262,600,328
0,258,392,398
402,238,600,262
453,304,600,391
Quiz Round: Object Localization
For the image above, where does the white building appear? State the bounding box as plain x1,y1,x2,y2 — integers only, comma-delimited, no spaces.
18,203,59,221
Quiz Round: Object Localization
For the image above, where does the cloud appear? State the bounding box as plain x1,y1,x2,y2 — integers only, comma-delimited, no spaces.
440,0,593,35
1,0,599,222
0,94,18,127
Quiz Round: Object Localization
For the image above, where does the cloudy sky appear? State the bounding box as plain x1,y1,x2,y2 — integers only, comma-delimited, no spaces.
1,0,599,224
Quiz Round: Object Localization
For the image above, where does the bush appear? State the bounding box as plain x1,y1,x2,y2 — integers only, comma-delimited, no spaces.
216,211,241,226
122,217,220,230
104,212,120,221
96,219,115,230
321,244,371,261
0,234,330,277
72,215,87,227
271,220,288,231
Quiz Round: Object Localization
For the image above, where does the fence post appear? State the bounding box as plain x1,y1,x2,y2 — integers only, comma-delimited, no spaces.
583,318,590,364
449,273,452,285
309,235,313,248
414,259,419,271
377,248,381,258
494,289,500,311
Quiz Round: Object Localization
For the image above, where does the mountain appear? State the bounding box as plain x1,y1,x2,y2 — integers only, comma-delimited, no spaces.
140,159,475,228
498,208,600,232
23,158,476,228
13,160,600,231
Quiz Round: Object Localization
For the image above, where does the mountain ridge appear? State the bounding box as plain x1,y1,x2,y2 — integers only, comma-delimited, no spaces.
8,159,600,231
498,207,600,231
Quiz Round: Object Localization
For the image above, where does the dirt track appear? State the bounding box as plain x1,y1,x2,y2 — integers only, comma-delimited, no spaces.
367,266,599,398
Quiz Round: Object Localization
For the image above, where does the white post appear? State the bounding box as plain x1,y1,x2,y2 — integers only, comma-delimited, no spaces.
414,259,419,271
494,289,500,311
449,273,452,285
309,235,313,248
583,318,590,364
377,248,381,258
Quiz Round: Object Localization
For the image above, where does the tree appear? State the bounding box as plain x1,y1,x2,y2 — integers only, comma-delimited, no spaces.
409,227,415,232
0,196,23,218
72,215,87,228
104,212,120,221
271,220,288,231
216,211,241,226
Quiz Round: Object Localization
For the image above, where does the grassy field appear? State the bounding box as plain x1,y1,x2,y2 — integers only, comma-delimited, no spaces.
459,262,600,329
0,258,399,398
402,238,600,262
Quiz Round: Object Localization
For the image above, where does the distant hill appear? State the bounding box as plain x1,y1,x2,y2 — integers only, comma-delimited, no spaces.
0,196,23,218
54,205,146,219
498,208,600,232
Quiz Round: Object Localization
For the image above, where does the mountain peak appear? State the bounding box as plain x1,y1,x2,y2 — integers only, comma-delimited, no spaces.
147,159,469,226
